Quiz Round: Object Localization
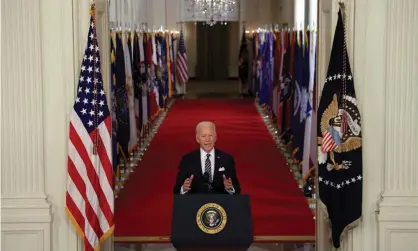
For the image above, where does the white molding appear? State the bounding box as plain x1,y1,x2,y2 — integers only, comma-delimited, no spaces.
1,1,52,250
377,0,418,249
1,0,46,196
380,0,418,196
1,197,51,223
379,223,418,251
2,225,50,251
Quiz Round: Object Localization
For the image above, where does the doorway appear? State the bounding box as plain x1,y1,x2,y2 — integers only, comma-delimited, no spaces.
195,22,230,81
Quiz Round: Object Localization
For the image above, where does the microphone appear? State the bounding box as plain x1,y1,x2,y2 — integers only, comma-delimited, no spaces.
203,172,212,192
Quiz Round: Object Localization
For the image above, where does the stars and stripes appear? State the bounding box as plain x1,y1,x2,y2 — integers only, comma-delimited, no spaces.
176,29,189,85
66,6,114,251
321,126,341,152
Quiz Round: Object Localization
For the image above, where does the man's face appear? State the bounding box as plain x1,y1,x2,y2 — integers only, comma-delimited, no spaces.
196,125,217,152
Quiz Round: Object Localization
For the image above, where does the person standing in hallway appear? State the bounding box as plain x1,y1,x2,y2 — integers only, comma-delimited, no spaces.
173,121,241,194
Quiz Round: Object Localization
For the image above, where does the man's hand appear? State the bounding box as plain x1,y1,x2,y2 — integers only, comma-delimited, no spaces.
183,175,194,192
223,174,233,190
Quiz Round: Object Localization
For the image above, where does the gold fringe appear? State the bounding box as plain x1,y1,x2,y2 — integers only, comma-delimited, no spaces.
66,208,115,251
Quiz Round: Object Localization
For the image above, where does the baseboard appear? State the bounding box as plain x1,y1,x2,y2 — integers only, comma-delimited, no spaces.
1,195,52,251
378,194,418,250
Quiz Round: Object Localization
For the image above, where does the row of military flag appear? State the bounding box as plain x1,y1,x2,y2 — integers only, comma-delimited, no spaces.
110,30,188,183
241,8,363,250
242,28,317,178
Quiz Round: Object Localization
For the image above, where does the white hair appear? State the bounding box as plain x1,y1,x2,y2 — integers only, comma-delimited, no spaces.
196,121,216,134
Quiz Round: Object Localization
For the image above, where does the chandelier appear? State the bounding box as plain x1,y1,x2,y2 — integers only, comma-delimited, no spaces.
185,0,236,26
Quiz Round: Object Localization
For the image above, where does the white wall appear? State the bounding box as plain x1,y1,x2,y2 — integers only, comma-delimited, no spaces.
316,0,418,251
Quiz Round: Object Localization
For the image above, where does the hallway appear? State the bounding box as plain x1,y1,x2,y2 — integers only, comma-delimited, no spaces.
113,99,315,242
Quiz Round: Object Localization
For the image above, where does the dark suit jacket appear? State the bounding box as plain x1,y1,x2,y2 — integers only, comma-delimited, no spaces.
173,149,241,194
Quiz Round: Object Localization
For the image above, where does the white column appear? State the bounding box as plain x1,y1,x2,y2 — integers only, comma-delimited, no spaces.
1,0,52,250
377,1,418,250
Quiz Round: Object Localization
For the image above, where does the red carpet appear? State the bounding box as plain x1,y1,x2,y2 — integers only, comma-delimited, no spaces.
114,99,315,242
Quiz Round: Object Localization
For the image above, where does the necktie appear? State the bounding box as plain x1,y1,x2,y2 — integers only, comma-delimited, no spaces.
205,153,212,183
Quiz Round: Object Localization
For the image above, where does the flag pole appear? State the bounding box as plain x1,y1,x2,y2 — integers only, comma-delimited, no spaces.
184,81,187,99
238,21,246,98
238,74,242,98
314,3,320,251
238,25,242,97
181,23,187,99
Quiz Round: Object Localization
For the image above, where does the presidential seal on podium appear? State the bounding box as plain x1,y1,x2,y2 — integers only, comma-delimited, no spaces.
196,203,227,234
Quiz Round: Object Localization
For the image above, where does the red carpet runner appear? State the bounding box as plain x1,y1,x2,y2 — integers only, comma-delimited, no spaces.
114,99,315,242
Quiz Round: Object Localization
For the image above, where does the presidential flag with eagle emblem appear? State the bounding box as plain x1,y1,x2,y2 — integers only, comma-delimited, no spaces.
317,7,363,250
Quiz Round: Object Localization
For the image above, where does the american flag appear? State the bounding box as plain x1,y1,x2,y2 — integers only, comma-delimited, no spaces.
322,126,341,152
176,29,189,85
66,7,114,251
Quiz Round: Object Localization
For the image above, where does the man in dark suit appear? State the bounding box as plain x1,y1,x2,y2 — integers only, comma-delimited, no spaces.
173,121,241,194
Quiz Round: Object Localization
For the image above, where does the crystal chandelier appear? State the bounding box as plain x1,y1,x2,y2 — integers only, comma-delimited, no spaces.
185,0,236,26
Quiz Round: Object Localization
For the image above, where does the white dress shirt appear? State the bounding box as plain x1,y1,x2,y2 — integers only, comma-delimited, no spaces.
180,148,235,194
200,148,215,181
